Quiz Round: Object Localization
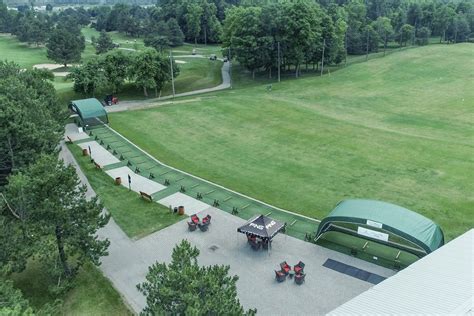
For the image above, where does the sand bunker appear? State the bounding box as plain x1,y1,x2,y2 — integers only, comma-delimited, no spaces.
33,64,64,70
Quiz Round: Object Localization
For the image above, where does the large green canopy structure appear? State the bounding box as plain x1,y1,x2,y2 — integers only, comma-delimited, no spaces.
315,199,444,257
69,98,108,128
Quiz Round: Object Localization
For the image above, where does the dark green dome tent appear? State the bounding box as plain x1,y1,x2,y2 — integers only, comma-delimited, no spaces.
69,98,108,129
315,199,444,258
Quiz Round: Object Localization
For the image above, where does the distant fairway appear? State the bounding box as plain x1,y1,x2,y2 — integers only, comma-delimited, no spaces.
110,44,474,240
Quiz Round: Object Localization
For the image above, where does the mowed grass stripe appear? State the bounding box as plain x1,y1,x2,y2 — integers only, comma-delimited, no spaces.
110,44,474,241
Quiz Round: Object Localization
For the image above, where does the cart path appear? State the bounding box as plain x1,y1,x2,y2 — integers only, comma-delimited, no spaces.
106,61,230,113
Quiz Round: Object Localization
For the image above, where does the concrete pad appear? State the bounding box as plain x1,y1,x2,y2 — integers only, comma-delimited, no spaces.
99,207,396,315
77,141,120,167
157,192,211,215
64,123,89,142
105,166,166,195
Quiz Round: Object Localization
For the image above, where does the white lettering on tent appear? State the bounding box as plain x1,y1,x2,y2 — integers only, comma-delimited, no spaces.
265,221,276,229
366,220,383,229
249,223,264,230
357,227,389,242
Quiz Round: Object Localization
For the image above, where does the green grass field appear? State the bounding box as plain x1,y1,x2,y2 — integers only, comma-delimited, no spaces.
109,44,474,241
0,33,97,69
11,261,131,315
0,34,50,68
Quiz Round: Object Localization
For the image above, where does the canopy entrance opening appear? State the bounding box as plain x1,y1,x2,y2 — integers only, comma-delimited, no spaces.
315,199,444,268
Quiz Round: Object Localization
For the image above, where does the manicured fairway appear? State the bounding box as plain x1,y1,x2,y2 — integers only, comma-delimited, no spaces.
110,44,474,241
0,34,50,68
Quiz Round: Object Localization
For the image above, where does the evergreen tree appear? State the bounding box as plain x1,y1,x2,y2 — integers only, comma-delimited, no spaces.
167,18,185,46
95,30,115,54
137,240,256,315
4,155,110,287
0,61,64,185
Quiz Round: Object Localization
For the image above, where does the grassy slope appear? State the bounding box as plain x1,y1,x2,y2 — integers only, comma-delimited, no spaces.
110,44,474,241
68,143,183,239
0,33,96,69
0,34,50,68
11,261,131,315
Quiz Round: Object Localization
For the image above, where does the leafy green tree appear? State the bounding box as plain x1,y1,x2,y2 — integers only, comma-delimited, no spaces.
129,49,158,97
400,24,414,46
28,15,51,46
144,35,171,52
0,61,64,185
200,0,222,45
279,1,323,77
102,50,131,93
46,3,53,12
137,240,256,315
446,14,471,43
372,16,394,51
407,3,423,28
4,154,110,285
0,279,34,315
345,0,368,54
68,58,107,96
47,27,85,67
186,3,203,44
95,30,115,54
0,2,13,33
416,26,431,45
223,6,267,78
433,5,455,42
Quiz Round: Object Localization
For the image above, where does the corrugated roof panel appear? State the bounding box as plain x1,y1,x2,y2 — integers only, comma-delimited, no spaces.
328,229,474,315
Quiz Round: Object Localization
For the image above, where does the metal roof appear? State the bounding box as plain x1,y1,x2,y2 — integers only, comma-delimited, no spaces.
328,229,474,315
316,199,445,254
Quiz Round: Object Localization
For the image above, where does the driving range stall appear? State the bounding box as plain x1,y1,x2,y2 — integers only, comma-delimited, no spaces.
69,98,109,130
315,199,445,269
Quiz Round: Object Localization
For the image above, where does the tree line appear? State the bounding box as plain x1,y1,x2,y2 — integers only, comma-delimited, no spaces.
68,49,180,97
221,0,472,78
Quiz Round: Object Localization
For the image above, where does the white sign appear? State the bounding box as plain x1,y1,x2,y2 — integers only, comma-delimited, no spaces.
366,220,383,229
357,227,389,242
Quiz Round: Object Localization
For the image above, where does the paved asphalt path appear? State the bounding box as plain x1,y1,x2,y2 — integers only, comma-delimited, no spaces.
106,60,230,113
